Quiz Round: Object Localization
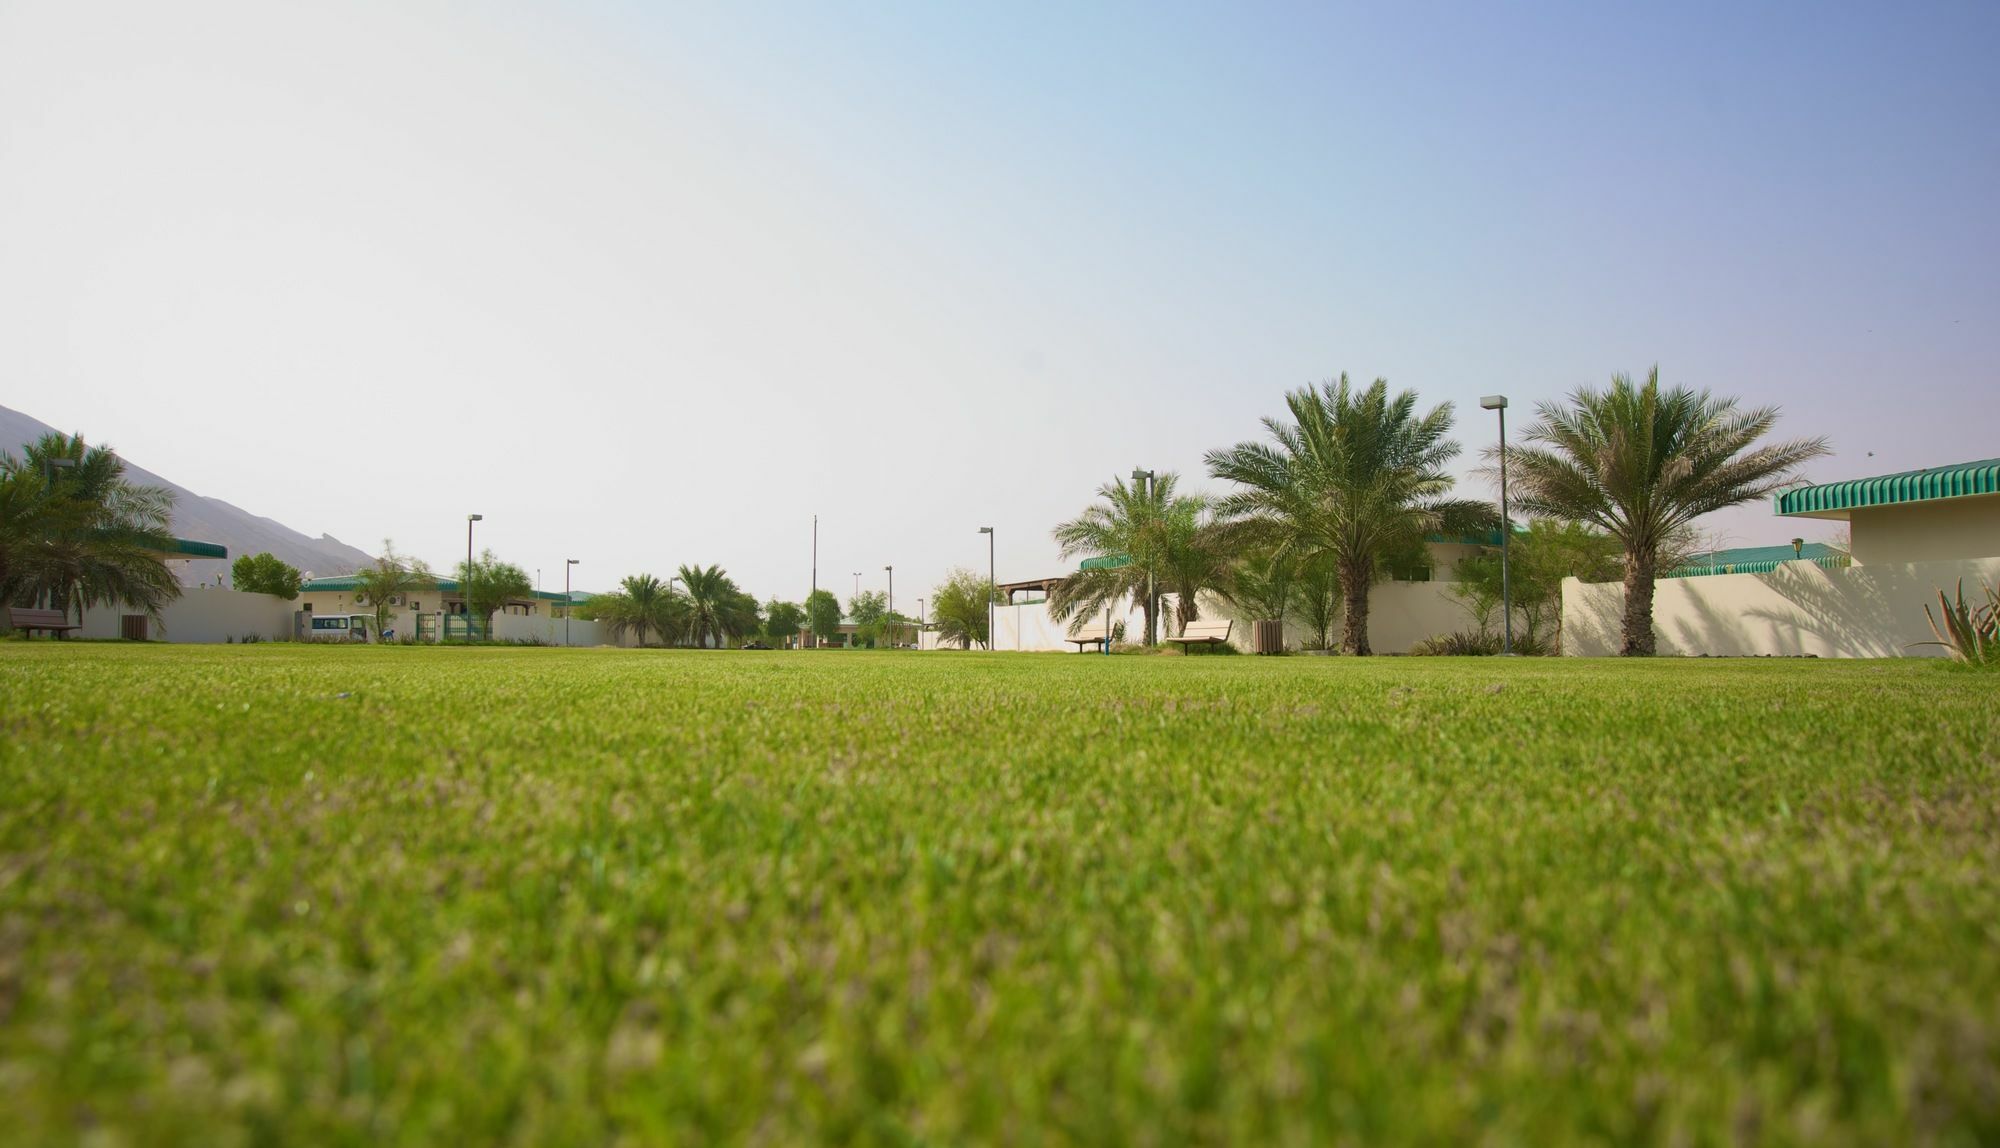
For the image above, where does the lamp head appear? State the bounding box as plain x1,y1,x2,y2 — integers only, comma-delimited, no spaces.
1479,395,1508,410
978,526,993,534
567,558,579,565
468,513,483,522
48,458,77,469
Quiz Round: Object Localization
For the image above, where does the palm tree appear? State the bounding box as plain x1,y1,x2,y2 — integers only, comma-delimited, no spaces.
1205,375,1491,655
1049,472,1227,642
1,434,182,625
595,573,678,646
1504,368,1828,655
675,564,755,648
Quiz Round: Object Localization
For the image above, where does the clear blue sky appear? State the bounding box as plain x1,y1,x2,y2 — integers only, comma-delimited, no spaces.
3,1,1995,600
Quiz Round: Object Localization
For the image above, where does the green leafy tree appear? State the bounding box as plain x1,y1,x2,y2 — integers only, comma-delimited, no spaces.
1453,520,1624,650
849,590,889,647
455,549,532,635
763,599,806,644
0,433,181,626
1292,555,1342,651
931,567,1000,650
1215,549,1298,625
231,552,303,599
1504,368,1828,655
804,589,842,647
354,540,434,638
1049,472,1226,642
1205,376,1492,655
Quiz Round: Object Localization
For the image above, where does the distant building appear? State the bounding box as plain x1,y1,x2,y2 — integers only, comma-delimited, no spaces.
1777,457,2000,565
297,575,574,619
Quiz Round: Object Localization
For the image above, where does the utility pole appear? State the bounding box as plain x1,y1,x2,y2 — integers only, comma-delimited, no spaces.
564,558,578,647
978,526,995,651
1480,396,1512,655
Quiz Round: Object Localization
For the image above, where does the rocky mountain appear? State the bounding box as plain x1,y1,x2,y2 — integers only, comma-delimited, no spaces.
3,403,375,585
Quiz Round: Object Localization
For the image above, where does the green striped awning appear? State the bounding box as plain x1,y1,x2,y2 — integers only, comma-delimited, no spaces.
1078,554,1132,572
1777,458,2000,519
151,538,226,559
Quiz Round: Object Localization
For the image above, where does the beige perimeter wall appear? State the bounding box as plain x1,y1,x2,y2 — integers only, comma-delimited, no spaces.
74,588,296,643
1561,556,2000,657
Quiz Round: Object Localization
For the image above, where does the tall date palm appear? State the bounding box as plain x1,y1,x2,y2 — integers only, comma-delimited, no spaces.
1504,368,1828,655
1049,472,1226,642
1205,376,1490,655
1,433,181,625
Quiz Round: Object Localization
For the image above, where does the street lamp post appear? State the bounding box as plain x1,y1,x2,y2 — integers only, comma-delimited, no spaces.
466,514,482,640
977,527,995,650
1131,468,1156,644
1480,396,1512,656
43,456,77,488
565,558,579,647
884,565,894,645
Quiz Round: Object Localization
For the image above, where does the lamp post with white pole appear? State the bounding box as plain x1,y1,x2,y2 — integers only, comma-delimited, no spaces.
978,526,995,651
884,565,894,646
1479,396,1512,655
564,558,579,647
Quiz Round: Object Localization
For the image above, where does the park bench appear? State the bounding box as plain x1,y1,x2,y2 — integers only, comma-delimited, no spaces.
1065,622,1112,652
7,607,79,639
1167,618,1233,652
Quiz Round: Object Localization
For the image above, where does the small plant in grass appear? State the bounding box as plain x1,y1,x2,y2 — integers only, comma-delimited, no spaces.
1918,577,1999,666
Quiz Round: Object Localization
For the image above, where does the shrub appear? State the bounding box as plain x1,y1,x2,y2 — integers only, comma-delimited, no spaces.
1412,630,1502,656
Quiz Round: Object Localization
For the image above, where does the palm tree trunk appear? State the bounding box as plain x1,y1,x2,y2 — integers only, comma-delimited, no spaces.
1340,561,1372,656
1620,547,1658,656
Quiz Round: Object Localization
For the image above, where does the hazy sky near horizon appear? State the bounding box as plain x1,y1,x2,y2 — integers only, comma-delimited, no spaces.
4,1,1996,602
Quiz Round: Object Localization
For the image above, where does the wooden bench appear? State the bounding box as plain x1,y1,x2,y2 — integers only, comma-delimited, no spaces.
1065,622,1112,652
1167,618,1233,652
7,607,79,639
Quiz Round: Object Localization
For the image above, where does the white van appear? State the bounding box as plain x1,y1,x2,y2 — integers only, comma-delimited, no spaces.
306,614,376,642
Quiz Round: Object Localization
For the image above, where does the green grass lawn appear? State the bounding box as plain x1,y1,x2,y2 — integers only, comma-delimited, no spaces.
3,645,1997,1145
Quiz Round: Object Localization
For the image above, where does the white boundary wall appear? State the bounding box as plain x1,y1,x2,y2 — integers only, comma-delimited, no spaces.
1195,583,1491,653
1561,557,2000,658
939,582,1478,654
491,613,608,647
71,588,296,643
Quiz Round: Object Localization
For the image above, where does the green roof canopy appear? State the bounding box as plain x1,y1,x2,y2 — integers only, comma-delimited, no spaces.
1777,458,2000,519
152,538,227,560
1663,542,1847,579
299,575,572,602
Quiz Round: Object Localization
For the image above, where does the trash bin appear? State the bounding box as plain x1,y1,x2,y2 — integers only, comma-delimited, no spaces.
1252,618,1285,655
